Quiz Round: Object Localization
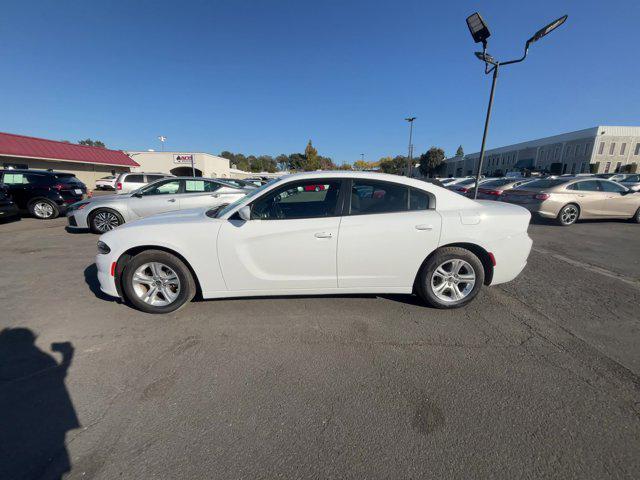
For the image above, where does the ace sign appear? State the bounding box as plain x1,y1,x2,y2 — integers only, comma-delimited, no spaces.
173,154,194,165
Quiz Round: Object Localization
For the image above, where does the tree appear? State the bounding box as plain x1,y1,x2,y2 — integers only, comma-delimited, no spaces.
456,145,464,157
418,147,446,177
337,163,353,170
288,153,307,171
378,156,405,175
78,139,105,148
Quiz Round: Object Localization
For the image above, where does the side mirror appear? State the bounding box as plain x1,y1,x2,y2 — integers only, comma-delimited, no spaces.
238,205,251,221
132,191,143,198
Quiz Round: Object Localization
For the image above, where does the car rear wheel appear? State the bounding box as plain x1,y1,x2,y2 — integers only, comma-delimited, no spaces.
90,209,124,233
122,250,196,314
556,204,579,226
416,247,485,309
28,199,59,219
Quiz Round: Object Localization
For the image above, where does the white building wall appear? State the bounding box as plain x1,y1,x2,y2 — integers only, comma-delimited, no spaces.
126,151,231,178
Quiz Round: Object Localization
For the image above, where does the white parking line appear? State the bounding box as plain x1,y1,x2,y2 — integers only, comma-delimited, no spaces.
532,247,640,289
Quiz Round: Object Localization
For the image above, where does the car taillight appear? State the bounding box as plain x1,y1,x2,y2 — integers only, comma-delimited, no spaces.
459,187,469,193
483,189,502,196
534,193,550,200
117,182,122,190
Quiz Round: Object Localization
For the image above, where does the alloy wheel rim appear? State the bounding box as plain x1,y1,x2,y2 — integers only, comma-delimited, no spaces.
132,262,181,307
561,206,578,224
34,202,54,218
430,259,476,303
94,212,120,232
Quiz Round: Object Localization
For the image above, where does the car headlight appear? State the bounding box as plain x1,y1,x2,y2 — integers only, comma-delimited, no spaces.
97,241,111,254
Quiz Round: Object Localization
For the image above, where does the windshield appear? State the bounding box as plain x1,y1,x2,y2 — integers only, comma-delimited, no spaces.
214,178,279,218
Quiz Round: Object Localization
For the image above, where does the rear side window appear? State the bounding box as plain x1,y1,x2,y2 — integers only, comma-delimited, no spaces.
409,188,431,210
124,174,144,183
184,180,220,193
350,180,408,215
251,179,341,220
146,175,166,182
55,174,82,185
519,179,568,189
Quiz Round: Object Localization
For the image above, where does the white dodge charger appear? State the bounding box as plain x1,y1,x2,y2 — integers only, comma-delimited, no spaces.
95,172,533,314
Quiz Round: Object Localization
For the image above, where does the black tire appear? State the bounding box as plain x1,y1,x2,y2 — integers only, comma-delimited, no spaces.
631,207,640,224
416,247,485,309
28,199,59,219
121,249,196,314
556,203,580,226
89,208,124,234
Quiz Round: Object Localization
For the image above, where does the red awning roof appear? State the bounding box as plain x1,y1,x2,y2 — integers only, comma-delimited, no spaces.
0,132,139,167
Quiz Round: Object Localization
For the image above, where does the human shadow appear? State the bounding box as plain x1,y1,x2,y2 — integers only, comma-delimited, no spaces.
84,263,118,302
0,328,80,480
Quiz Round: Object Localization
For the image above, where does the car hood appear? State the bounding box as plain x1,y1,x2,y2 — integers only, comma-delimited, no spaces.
118,207,215,229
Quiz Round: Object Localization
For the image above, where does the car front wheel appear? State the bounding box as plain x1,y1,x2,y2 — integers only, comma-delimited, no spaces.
29,199,59,219
416,247,485,309
90,209,123,233
121,250,196,314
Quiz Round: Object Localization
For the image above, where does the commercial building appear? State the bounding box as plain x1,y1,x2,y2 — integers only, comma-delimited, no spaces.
444,126,640,177
126,151,231,178
0,132,139,186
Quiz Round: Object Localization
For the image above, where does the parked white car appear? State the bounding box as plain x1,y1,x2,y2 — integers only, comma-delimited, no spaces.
68,177,249,233
95,175,117,190
95,172,533,314
115,172,173,194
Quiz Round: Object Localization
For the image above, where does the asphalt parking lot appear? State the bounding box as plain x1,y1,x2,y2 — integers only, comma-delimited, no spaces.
1,216,639,479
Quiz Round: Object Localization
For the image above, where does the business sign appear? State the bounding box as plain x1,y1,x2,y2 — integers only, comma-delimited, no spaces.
174,154,194,165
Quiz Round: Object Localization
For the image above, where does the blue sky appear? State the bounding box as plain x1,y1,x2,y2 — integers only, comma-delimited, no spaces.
1,0,638,164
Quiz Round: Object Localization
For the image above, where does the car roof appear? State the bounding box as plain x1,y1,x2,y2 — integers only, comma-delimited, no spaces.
0,168,71,175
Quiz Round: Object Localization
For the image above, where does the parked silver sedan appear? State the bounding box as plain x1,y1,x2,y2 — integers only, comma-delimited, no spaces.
66,177,250,233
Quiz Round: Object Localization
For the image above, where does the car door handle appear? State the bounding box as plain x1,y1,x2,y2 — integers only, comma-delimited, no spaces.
168,198,176,202
415,224,433,231
314,232,333,239
577,194,586,197
210,193,220,198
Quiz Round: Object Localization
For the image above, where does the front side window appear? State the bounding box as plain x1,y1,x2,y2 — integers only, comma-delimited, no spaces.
351,180,408,215
598,180,626,193
2,173,27,184
251,179,341,220
142,179,181,195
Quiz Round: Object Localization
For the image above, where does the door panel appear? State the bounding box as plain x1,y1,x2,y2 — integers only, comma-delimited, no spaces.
337,210,442,288
128,179,182,218
218,217,340,291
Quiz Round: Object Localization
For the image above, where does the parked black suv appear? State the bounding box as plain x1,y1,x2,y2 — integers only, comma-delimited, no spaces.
0,169,87,219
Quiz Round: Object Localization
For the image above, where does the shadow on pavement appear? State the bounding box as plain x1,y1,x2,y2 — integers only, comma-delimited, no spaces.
0,328,80,480
84,263,118,302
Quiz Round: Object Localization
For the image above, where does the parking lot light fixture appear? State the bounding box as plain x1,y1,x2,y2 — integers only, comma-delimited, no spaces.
467,12,568,199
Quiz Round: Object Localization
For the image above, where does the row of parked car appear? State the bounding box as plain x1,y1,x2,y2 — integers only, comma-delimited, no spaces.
0,168,270,228
441,173,640,226
94,172,268,193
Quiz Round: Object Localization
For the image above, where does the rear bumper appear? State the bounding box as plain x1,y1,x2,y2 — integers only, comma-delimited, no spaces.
487,232,533,285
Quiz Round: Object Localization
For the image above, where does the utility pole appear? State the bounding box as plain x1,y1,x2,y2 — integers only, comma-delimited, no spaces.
405,117,416,177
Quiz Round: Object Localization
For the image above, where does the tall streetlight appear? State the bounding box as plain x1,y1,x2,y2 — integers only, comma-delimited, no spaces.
466,12,568,199
405,117,416,177
158,135,166,152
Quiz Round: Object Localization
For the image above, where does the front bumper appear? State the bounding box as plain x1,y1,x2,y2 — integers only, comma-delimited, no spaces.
66,208,90,229
96,252,120,298
0,202,19,218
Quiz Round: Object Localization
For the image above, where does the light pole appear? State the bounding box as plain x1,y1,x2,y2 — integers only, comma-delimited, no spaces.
466,12,568,199
158,135,166,152
405,117,416,177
